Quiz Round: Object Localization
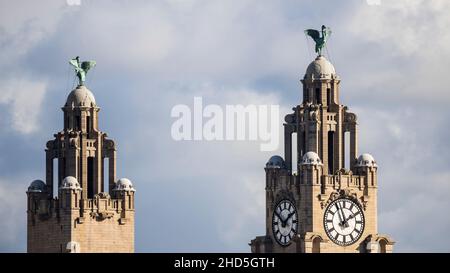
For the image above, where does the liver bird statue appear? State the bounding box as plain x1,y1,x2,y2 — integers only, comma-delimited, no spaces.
305,25,332,56
69,56,96,86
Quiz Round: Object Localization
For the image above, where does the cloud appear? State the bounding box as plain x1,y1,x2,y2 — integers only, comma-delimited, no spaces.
0,0,65,65
0,0,450,253
340,0,450,105
0,78,47,134
0,0,63,134
0,178,27,252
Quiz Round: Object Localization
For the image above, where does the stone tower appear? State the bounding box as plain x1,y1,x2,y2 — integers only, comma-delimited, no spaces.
249,55,395,253
27,84,135,253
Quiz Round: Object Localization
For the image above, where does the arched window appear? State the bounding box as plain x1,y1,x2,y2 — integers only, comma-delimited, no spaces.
312,237,321,253
379,239,387,253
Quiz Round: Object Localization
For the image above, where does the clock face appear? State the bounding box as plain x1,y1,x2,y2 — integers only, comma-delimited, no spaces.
324,198,365,246
272,199,298,246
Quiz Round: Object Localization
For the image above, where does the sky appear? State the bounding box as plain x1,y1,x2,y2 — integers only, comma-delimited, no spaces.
1,0,450,252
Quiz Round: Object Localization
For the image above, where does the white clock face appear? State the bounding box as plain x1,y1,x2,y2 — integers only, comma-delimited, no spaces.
324,198,365,246
272,199,298,246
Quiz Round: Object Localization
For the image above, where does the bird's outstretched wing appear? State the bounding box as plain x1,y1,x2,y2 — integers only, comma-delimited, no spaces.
305,29,321,40
81,61,96,72
69,58,80,68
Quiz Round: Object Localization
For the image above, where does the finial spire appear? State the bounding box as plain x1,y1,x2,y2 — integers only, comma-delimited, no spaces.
69,56,96,86
304,25,332,56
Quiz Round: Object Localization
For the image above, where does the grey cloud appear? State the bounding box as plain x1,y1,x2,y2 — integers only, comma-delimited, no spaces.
0,0,449,253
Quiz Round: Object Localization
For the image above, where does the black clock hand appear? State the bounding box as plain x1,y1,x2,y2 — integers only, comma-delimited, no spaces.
274,210,282,221
280,211,291,226
344,213,355,225
335,203,345,227
274,211,286,227
338,202,350,228
281,212,295,226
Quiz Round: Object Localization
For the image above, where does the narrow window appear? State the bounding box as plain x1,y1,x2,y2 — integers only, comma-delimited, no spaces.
328,131,334,174
76,116,81,131
62,157,66,183
87,157,94,198
315,88,321,104
327,88,331,106
302,131,306,157
86,116,91,133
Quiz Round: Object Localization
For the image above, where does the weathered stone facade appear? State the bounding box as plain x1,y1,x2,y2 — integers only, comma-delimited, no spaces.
250,55,395,253
27,85,135,253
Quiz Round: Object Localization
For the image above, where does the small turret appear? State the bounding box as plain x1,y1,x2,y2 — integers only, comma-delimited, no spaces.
299,152,323,186
355,153,378,187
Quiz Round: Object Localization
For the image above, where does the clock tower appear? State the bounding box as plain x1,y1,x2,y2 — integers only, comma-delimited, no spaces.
26,58,135,253
249,53,395,253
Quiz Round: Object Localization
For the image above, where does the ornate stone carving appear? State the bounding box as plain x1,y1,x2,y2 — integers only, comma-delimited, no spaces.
320,189,362,210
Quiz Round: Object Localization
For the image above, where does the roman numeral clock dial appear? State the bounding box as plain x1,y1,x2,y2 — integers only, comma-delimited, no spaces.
272,199,298,246
324,198,365,246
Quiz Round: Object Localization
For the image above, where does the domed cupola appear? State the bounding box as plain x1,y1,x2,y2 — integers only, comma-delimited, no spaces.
266,155,287,169
114,178,136,192
65,85,97,108
305,55,336,80
60,176,82,190
301,151,323,165
27,180,46,193
355,153,378,168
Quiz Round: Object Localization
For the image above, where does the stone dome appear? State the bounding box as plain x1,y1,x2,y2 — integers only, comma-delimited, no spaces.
266,155,286,169
61,176,81,190
301,151,323,165
355,153,378,167
114,178,136,192
65,85,96,107
28,180,46,193
305,55,336,79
